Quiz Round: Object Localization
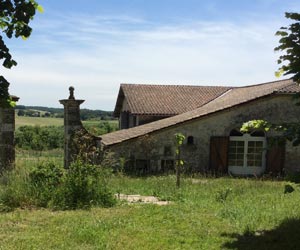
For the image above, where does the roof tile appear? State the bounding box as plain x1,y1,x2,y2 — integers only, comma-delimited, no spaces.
102,79,300,146
114,84,231,116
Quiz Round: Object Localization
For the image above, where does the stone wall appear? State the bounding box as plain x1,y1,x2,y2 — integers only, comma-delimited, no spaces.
60,87,101,168
106,95,300,173
0,97,19,172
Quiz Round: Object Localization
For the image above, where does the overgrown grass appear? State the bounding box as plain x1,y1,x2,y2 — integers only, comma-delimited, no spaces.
1,172,300,249
16,149,63,167
0,158,115,211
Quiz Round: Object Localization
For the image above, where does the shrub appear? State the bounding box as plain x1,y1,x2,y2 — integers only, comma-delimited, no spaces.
29,162,64,207
0,161,116,211
84,121,118,135
51,160,116,210
15,126,64,150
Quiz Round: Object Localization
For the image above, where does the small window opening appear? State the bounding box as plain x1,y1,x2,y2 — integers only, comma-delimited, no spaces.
187,136,194,145
161,160,175,172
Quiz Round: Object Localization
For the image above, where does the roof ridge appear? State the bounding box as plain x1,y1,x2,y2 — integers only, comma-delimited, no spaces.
276,81,298,92
233,78,293,89
195,87,234,108
120,79,292,89
120,83,232,88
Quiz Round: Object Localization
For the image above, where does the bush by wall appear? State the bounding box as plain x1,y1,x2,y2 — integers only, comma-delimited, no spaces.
0,161,116,211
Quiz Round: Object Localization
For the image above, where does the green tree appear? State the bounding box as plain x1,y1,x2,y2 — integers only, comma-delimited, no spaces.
0,0,42,107
275,12,300,83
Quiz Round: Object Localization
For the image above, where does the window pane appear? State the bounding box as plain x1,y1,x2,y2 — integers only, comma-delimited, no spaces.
248,147,254,153
228,140,245,167
237,147,244,153
236,160,244,166
247,160,254,166
237,154,244,160
247,140,264,167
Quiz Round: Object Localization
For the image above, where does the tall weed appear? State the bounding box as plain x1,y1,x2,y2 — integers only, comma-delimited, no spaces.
0,160,116,211
51,160,116,210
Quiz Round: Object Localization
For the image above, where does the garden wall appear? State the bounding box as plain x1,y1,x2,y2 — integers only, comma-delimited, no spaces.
0,96,19,172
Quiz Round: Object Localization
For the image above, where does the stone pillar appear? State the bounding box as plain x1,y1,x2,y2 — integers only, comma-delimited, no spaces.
59,87,84,168
0,96,19,172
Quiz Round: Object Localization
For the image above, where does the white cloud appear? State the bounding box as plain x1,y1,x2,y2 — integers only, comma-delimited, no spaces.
6,13,285,110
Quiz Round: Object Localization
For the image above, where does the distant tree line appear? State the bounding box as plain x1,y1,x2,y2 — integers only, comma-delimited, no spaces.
16,105,115,120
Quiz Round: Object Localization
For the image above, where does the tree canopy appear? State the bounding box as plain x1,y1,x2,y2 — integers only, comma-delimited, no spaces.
0,0,42,107
275,12,300,83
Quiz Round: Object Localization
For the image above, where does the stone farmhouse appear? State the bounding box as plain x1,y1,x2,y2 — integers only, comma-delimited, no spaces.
100,79,300,176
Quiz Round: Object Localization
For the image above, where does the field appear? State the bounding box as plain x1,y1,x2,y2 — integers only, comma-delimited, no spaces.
15,116,118,134
15,116,63,128
2,151,300,250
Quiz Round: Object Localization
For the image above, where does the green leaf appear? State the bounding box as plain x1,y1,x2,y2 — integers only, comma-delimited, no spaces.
37,5,44,13
275,69,284,78
9,101,16,108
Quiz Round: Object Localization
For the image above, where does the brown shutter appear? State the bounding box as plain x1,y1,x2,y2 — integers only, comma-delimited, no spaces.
210,136,229,174
266,137,285,175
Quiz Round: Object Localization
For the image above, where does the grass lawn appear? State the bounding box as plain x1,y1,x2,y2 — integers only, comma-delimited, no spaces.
1,172,300,249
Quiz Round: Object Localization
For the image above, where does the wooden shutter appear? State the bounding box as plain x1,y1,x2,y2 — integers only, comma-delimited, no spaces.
266,137,285,175
210,136,229,174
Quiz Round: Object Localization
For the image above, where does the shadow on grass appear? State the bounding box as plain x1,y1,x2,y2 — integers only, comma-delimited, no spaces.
222,218,300,250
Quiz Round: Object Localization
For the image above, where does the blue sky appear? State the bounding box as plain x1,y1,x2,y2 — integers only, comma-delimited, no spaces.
3,0,300,110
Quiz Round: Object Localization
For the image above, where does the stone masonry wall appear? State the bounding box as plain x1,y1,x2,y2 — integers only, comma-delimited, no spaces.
0,98,18,172
107,95,300,173
60,87,101,168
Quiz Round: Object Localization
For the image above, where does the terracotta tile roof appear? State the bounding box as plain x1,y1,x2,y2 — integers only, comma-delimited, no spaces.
275,83,300,93
102,79,300,146
114,84,231,116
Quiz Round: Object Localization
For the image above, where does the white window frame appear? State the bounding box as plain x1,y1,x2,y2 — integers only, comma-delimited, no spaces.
228,133,266,176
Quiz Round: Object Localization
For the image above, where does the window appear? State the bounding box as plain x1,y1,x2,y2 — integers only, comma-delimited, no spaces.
247,141,264,167
187,136,194,145
135,159,150,174
228,141,244,167
161,160,174,172
228,129,266,175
